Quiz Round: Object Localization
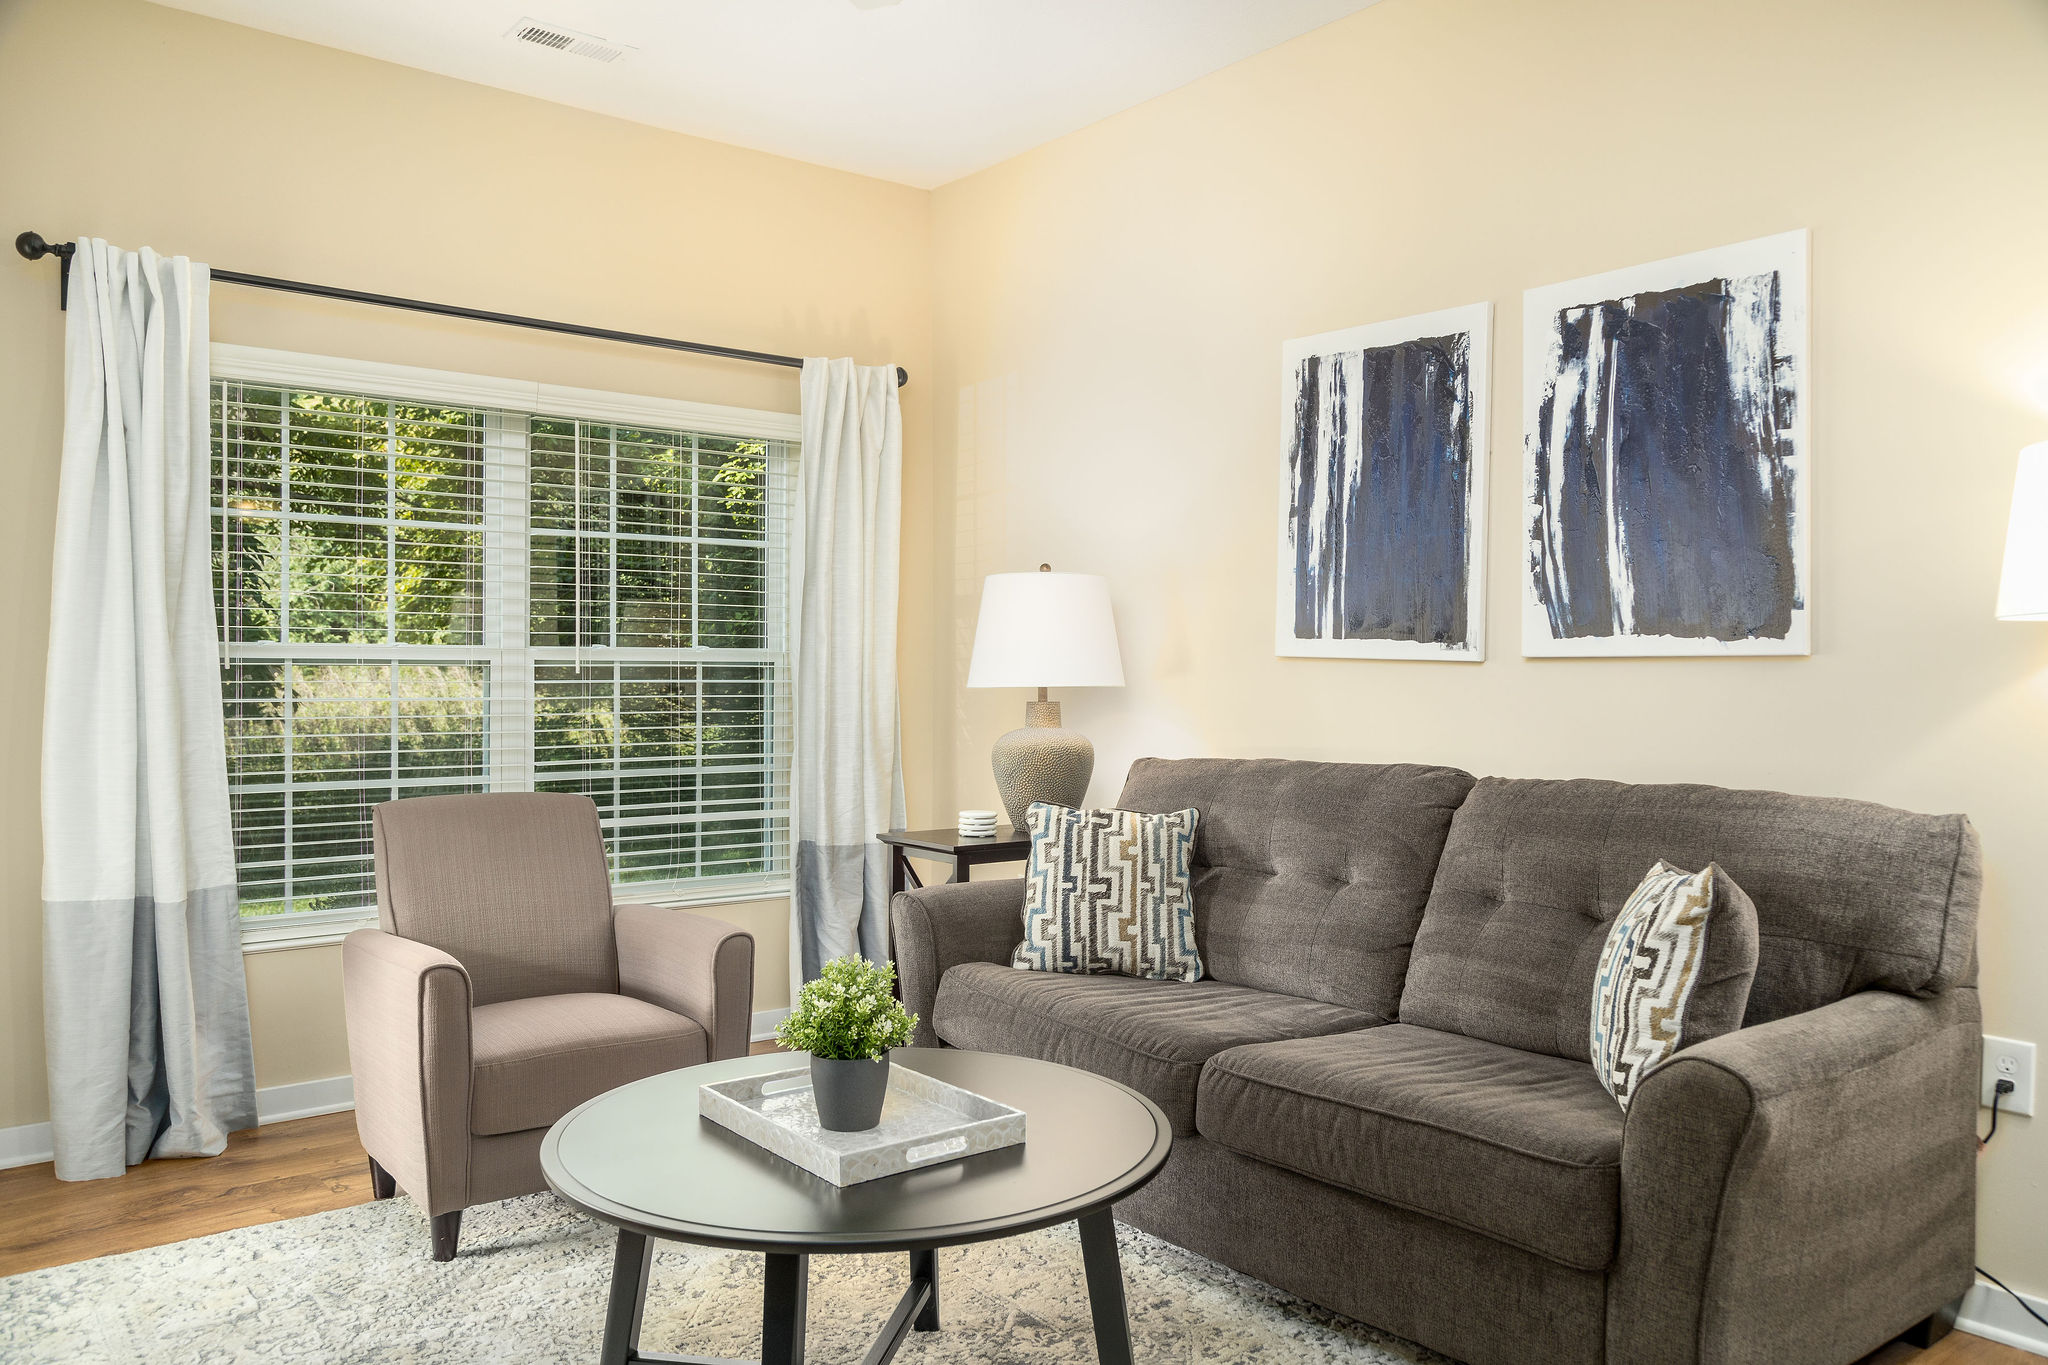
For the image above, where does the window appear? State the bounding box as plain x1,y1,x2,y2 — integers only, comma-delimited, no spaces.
210,351,795,946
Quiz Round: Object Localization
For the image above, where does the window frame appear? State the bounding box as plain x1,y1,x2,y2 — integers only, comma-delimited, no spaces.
212,344,801,952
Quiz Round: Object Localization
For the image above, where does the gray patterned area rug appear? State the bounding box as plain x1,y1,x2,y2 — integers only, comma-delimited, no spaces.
0,1193,1449,1363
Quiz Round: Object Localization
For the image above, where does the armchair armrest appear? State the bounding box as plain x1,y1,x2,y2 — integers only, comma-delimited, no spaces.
341,928,473,1215
890,879,1026,1047
614,906,755,1060
1608,987,1981,1365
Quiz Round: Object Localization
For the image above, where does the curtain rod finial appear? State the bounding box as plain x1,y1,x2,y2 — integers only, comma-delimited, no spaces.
16,230,50,260
16,231,74,261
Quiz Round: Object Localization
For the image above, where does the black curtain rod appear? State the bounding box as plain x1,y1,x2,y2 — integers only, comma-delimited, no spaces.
14,232,908,388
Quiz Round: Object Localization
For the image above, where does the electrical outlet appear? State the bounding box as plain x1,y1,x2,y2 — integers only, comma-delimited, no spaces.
1982,1035,2036,1117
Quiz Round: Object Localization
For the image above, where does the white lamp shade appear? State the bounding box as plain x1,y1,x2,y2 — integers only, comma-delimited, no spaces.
966,571,1125,688
1998,443,2048,621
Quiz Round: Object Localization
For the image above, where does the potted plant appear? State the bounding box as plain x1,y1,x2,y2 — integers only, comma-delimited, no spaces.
776,956,918,1132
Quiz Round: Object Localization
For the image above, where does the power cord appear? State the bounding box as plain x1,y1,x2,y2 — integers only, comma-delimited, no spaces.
1971,1082,2046,1336
1974,1265,2048,1334
1979,1078,2014,1148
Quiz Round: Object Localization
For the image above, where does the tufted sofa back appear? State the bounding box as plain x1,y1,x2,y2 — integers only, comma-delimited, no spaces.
1116,757,1476,1019
1398,777,1982,1061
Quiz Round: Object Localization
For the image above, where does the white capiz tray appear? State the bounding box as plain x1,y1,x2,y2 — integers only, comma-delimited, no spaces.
698,1064,1026,1187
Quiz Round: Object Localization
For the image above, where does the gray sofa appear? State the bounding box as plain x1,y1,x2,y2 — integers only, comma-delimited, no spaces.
891,757,1982,1365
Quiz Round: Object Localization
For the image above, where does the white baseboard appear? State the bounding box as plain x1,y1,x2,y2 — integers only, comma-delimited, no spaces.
0,1073,358,1172
254,1074,356,1125
2,1009,794,1171
751,1007,790,1043
1959,1275,2048,1355
0,1119,56,1171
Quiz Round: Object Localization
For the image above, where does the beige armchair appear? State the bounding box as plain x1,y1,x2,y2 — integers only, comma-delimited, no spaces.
343,792,754,1260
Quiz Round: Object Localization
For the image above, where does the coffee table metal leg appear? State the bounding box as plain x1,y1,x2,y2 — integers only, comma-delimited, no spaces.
1077,1210,1135,1365
908,1248,940,1331
761,1252,809,1365
856,1260,933,1365
601,1229,654,1365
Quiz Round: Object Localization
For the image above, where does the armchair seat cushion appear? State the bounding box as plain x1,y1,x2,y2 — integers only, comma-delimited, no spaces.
931,961,1377,1134
470,993,706,1136
1198,1025,1624,1270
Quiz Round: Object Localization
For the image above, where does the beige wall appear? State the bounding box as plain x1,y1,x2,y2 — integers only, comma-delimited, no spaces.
0,0,934,1127
928,0,2048,1296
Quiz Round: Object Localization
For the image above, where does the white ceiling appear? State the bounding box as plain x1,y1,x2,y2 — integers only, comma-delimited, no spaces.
145,0,1379,188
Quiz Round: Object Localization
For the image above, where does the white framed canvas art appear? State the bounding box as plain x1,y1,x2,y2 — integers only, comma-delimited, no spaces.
1277,302,1492,661
1522,230,1811,657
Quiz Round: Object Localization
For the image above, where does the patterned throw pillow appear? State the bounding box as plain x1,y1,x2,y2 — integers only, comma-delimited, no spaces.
1590,861,1759,1108
1013,802,1203,981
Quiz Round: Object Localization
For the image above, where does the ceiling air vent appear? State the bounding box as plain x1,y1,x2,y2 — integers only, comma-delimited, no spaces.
506,19,627,63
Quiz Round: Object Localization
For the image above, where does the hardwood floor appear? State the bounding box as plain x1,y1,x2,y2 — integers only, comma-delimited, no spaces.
0,1070,2036,1365
0,1109,374,1277
0,1039,786,1279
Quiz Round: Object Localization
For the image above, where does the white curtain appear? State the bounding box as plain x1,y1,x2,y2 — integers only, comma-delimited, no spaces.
792,358,905,988
42,239,254,1181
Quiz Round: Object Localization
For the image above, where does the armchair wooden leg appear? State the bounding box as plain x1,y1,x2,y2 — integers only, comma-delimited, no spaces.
431,1210,463,1262
367,1157,396,1201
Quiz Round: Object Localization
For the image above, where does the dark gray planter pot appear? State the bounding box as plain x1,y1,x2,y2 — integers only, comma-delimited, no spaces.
810,1052,891,1132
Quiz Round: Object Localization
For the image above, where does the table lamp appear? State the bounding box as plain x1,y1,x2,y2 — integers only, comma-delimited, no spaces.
966,566,1125,832
1998,442,2048,620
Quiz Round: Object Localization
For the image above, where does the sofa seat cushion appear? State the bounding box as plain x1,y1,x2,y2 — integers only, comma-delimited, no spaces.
932,961,1378,1135
471,992,706,1135
1198,1025,1624,1270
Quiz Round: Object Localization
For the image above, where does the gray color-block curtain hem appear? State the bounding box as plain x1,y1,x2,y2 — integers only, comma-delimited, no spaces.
42,240,255,1181
795,842,896,980
791,358,905,996
42,887,256,1171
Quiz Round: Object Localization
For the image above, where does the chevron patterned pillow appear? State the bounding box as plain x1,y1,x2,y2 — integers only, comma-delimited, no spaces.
1012,802,1203,981
1590,861,1759,1108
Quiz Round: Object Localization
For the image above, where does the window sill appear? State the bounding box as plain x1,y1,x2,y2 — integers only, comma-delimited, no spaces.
240,907,379,954
611,877,792,911
237,879,792,953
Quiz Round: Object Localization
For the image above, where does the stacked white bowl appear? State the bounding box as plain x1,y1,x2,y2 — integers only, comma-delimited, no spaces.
958,809,1000,838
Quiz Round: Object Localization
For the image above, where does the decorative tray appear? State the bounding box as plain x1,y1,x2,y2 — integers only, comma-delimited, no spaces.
698,1065,1026,1187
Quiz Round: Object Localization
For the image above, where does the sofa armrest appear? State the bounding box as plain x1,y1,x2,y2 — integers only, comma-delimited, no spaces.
615,905,756,1060
891,878,1026,1047
1608,987,1980,1365
341,928,473,1215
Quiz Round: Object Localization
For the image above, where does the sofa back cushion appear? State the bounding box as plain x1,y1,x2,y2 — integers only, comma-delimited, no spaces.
1115,757,1476,1018
1399,778,1981,1060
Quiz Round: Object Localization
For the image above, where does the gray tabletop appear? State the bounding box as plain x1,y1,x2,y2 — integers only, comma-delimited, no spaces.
541,1048,1173,1255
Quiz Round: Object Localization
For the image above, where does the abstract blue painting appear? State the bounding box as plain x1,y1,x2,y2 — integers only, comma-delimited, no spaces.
1278,303,1492,661
1523,231,1810,656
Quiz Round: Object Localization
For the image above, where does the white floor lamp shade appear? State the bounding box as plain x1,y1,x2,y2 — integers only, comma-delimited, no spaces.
967,569,1124,830
1997,443,2048,621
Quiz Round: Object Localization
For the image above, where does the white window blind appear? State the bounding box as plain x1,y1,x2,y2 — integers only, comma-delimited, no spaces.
211,374,794,931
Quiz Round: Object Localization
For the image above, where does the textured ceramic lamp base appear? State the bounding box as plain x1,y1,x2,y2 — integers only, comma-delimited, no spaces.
992,698,1094,832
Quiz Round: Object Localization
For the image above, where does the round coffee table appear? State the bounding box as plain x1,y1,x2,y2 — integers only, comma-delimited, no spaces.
541,1047,1173,1365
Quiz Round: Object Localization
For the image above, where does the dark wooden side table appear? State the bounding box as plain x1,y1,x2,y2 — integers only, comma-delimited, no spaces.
878,826,1030,898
